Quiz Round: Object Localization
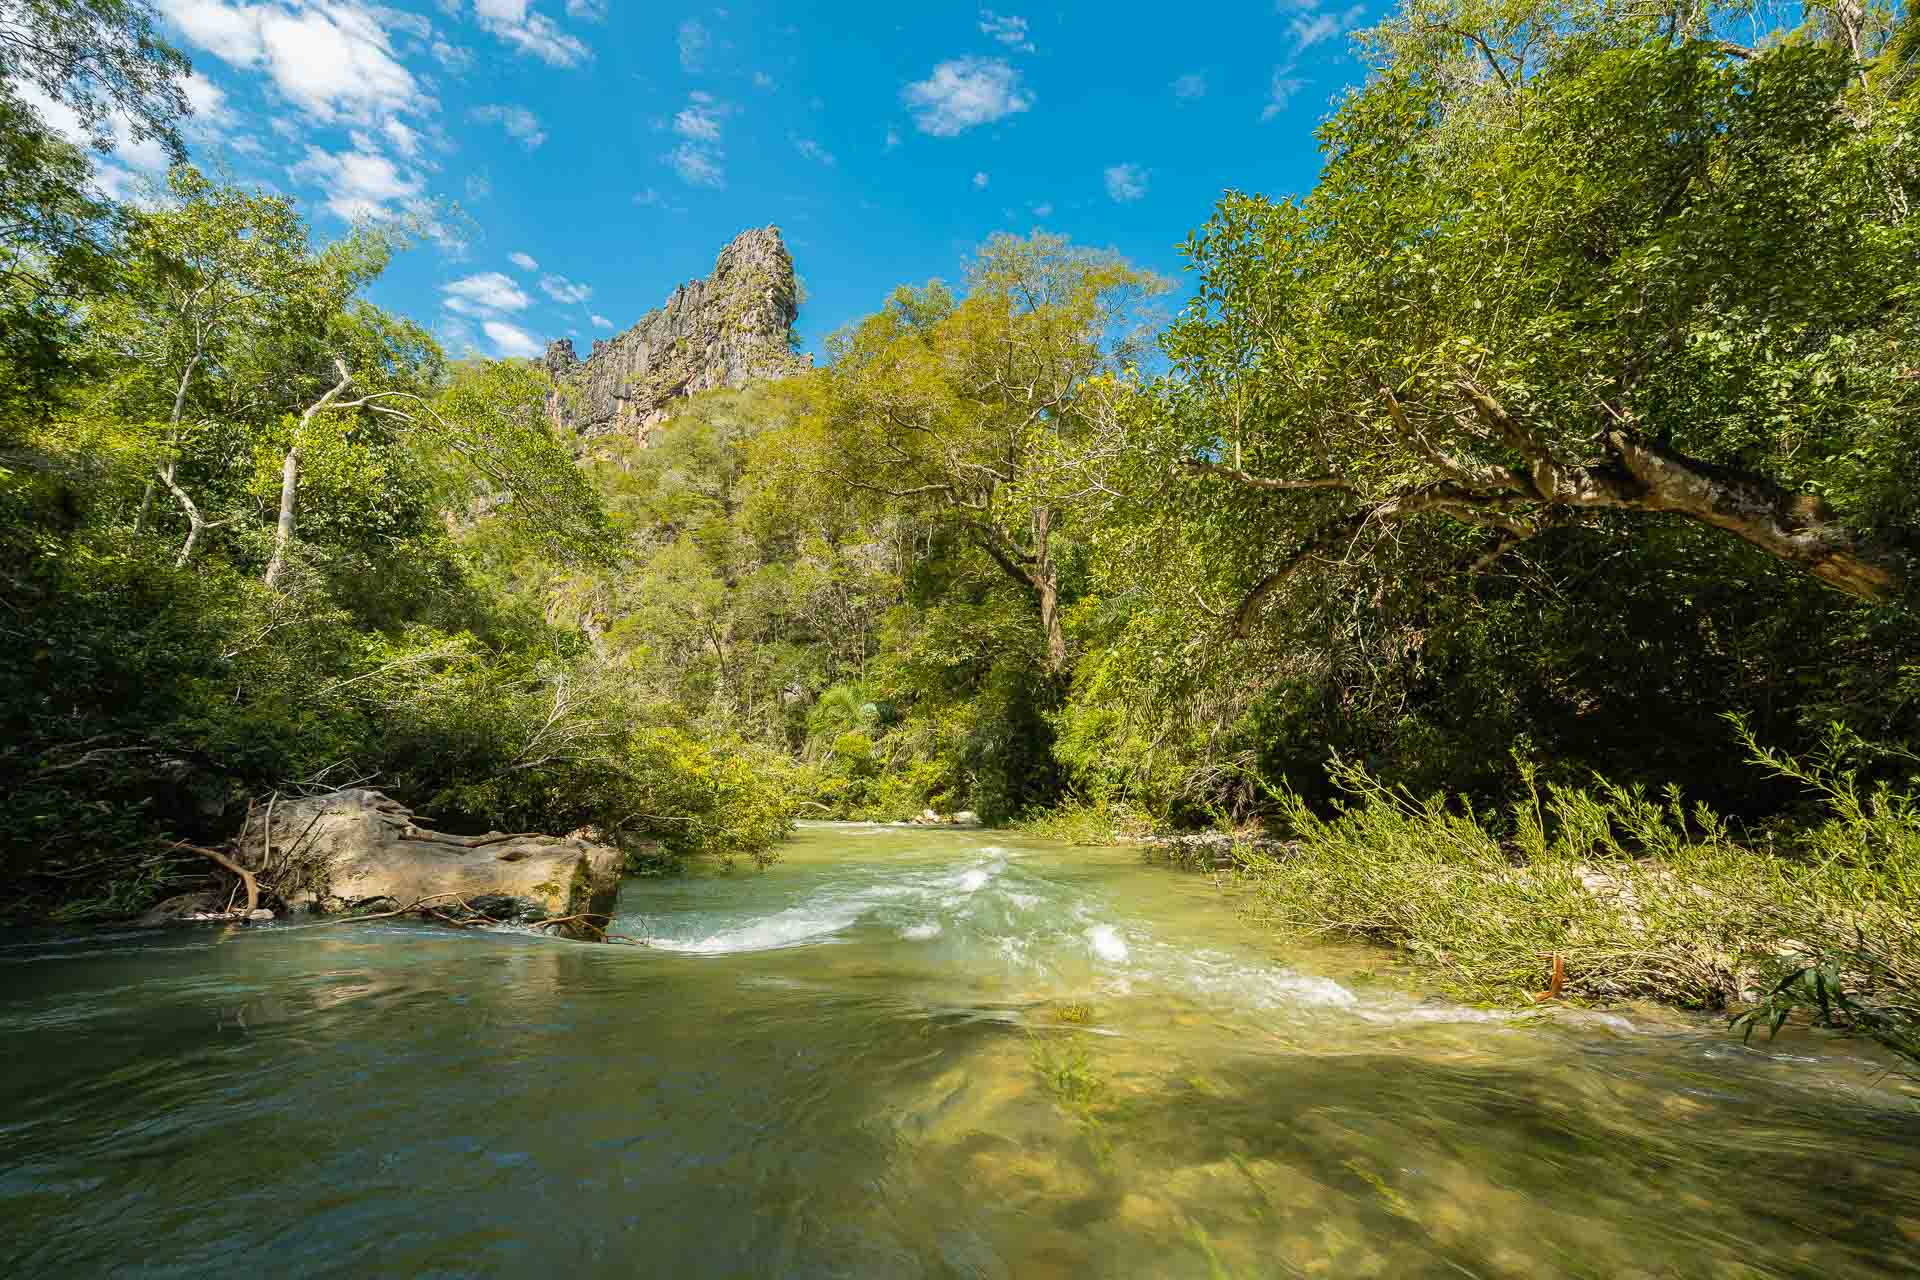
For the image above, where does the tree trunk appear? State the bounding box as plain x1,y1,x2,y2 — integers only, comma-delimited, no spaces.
136,350,205,540
156,461,212,568
1036,562,1067,673
263,445,300,589
1031,506,1067,674
265,359,355,590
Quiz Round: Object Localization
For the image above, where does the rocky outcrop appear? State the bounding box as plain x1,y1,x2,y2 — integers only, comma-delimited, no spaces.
544,226,811,442
240,789,624,939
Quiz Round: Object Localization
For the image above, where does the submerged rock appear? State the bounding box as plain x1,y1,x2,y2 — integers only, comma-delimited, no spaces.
241,789,623,940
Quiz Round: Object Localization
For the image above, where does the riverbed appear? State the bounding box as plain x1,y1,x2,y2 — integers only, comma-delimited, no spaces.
3,823,1917,1277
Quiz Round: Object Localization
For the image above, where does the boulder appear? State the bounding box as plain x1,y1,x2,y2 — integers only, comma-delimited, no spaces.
952,810,982,827
242,789,624,940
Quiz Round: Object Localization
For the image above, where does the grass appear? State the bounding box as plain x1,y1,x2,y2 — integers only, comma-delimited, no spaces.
1233,723,1920,1067
1016,796,1155,846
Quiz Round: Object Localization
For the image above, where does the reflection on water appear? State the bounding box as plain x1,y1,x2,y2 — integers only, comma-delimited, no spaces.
2,824,1917,1278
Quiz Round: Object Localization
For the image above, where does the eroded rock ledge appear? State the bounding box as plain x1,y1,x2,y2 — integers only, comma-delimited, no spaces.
542,226,811,442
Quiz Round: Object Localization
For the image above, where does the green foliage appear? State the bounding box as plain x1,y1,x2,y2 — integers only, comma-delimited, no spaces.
1238,738,1920,1064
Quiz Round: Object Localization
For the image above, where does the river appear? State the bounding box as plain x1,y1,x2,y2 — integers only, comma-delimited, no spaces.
3,823,1917,1278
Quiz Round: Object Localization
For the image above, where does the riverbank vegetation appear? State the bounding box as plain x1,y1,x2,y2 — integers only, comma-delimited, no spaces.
6,0,1919,1055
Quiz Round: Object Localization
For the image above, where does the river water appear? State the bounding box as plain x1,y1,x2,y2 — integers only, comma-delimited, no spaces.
3,824,1917,1278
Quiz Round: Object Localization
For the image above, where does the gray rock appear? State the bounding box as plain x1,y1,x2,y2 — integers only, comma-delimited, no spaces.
544,227,811,442
241,789,624,940
952,811,981,827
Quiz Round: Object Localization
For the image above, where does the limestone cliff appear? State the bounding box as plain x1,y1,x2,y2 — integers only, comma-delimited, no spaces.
543,226,809,440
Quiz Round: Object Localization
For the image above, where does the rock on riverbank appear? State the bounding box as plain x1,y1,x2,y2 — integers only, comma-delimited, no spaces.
142,789,625,940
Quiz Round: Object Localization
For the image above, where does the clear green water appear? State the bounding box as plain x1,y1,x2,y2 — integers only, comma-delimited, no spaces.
3,824,1918,1278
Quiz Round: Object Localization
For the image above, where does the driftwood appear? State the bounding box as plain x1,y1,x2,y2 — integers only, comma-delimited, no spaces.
171,841,258,915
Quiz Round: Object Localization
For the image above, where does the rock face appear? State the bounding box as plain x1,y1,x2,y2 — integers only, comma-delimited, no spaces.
543,226,810,441
242,789,624,939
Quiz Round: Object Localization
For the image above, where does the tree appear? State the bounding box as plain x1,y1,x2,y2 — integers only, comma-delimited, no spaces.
0,0,193,427
1133,0,1919,634
101,166,331,562
793,233,1166,672
265,356,610,588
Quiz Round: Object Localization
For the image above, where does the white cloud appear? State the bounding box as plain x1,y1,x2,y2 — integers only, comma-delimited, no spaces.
1261,65,1306,120
483,318,544,358
430,36,472,70
182,72,234,133
382,116,421,156
1104,162,1147,202
471,102,546,148
509,250,538,270
1032,200,1052,217
633,186,663,205
464,171,491,201
441,270,532,318
1171,72,1206,99
902,57,1031,136
1289,1,1365,51
539,273,591,303
160,0,430,125
972,170,988,189
666,140,723,187
472,0,590,67
796,138,834,166
673,103,723,141
752,70,774,90
19,80,176,178
565,0,605,19
677,17,709,70
977,10,1034,52
884,127,901,150
287,142,425,221
590,313,613,328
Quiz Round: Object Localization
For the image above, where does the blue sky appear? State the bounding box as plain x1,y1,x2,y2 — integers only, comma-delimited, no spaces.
44,0,1379,361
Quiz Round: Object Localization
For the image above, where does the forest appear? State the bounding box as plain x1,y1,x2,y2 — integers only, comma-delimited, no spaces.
4,0,1917,1057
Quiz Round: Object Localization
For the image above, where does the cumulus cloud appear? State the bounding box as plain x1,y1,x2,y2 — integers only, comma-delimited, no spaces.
977,10,1033,52
884,127,901,150
464,171,491,201
471,102,546,148
483,318,544,358
1261,65,1306,120
288,142,425,221
471,0,590,67
902,57,1031,136
159,0,430,125
441,270,532,319
590,313,613,328
677,17,709,70
509,250,538,270
795,138,834,166
539,273,591,303
972,170,988,189
1171,72,1206,99
1031,200,1052,217
565,0,605,19
666,140,722,187
1104,162,1147,202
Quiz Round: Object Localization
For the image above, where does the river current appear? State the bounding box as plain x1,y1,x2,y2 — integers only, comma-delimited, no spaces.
3,823,1917,1278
